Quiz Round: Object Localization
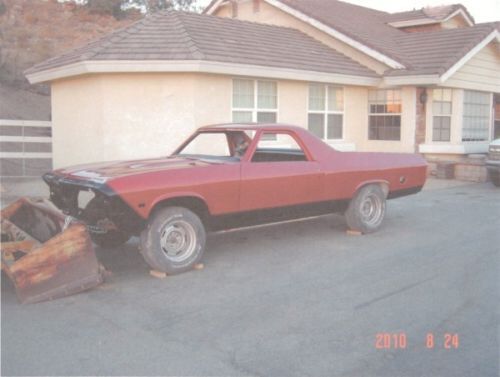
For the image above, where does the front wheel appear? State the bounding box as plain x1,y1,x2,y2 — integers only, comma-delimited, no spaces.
345,184,386,234
140,207,206,274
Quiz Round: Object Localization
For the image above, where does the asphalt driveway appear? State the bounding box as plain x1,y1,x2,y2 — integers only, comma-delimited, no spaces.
1,179,499,376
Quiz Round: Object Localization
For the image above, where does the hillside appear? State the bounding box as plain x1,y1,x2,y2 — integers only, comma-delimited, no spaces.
0,0,142,119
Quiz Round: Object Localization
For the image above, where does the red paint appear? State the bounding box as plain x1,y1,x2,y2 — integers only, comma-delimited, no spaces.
55,124,427,219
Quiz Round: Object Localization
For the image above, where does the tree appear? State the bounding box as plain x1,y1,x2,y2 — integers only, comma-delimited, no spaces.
123,0,199,13
87,0,125,19
86,0,199,19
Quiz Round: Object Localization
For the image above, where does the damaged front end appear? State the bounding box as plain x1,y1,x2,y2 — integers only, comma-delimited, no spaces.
1,198,104,304
0,173,144,304
43,172,145,246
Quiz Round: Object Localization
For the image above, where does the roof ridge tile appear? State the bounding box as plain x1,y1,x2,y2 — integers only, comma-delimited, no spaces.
173,12,205,60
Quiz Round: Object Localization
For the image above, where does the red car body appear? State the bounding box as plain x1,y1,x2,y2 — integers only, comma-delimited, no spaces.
43,124,427,234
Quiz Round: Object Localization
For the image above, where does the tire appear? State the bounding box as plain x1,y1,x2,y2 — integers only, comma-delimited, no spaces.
140,206,206,274
82,198,131,248
489,171,500,187
345,184,386,234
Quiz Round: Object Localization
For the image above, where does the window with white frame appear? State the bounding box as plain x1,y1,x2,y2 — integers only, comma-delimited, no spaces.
307,84,344,140
432,88,452,142
232,79,277,123
368,89,402,141
462,90,491,142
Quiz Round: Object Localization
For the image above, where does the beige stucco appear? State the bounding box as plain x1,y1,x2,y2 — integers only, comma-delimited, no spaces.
214,0,390,74
445,42,500,93
51,72,420,168
52,73,199,167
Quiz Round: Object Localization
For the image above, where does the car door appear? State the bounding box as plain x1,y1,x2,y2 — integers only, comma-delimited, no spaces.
239,131,324,212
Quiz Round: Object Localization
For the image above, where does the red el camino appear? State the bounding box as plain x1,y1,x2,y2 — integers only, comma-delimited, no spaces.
43,124,427,274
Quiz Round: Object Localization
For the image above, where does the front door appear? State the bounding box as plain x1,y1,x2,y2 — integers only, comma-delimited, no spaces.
240,131,324,212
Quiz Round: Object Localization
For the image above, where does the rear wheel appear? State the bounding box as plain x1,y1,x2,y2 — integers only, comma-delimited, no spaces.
82,198,131,248
345,184,386,234
140,206,206,274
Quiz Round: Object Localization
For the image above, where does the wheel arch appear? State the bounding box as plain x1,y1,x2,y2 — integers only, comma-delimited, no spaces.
148,194,211,223
354,180,390,198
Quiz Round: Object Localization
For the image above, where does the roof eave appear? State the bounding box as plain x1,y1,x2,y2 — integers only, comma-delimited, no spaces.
382,74,441,86
388,18,440,28
25,60,381,87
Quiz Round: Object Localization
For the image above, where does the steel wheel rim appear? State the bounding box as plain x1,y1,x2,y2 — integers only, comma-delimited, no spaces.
360,194,383,226
160,220,197,262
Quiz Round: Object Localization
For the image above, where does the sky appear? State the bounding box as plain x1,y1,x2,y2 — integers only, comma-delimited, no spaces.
197,0,500,23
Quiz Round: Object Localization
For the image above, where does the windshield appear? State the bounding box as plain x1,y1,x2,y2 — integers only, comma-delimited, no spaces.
176,130,255,160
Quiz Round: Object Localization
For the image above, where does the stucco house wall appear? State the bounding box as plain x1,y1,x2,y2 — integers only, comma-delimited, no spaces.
52,73,199,167
51,71,420,167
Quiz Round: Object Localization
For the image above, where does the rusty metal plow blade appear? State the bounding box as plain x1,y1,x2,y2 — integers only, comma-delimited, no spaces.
1,198,104,304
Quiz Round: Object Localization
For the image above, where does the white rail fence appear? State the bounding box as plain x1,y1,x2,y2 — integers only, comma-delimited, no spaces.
0,119,53,177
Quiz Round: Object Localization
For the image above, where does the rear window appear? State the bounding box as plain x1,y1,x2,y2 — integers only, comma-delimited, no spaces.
252,133,307,162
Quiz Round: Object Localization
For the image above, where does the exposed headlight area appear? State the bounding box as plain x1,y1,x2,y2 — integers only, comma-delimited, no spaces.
43,172,114,216
42,172,145,235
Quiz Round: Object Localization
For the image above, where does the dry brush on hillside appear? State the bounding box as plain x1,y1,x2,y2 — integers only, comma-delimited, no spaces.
0,0,141,90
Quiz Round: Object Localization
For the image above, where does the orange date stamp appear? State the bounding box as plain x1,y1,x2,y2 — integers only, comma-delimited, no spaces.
375,333,459,349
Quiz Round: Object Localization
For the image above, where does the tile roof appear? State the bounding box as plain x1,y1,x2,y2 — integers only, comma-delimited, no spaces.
26,2,499,82
277,0,408,65
25,10,377,78
387,22,499,76
261,0,498,76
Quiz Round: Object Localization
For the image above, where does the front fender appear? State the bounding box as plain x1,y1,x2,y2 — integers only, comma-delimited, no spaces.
147,192,210,218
